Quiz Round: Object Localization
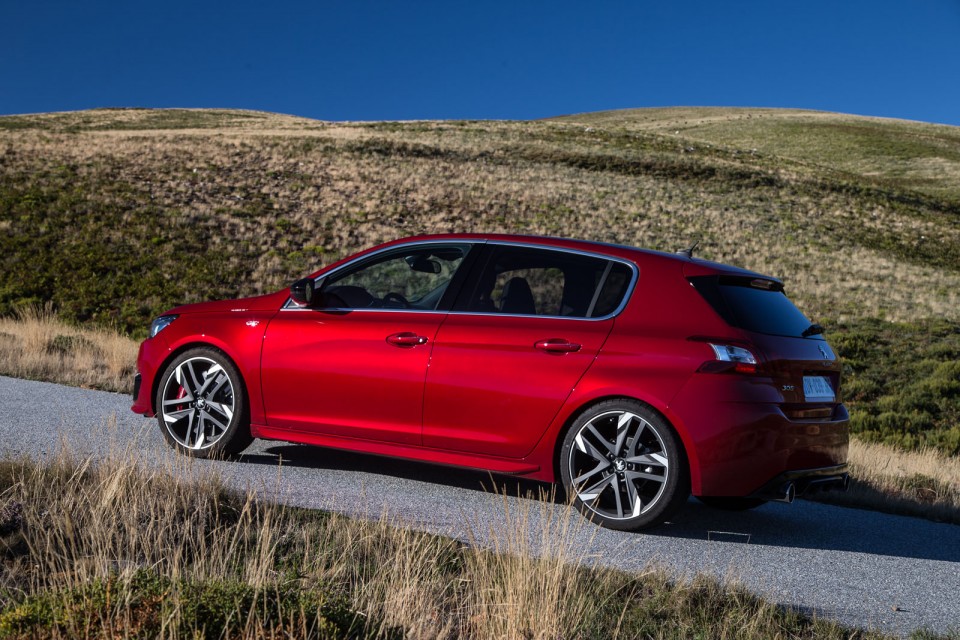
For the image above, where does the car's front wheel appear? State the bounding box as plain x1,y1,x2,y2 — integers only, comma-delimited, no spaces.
156,347,253,458
560,400,689,531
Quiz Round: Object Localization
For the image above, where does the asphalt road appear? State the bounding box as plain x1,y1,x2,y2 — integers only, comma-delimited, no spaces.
1,375,958,637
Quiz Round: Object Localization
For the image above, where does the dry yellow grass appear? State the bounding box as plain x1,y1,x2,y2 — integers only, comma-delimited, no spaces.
0,107,323,131
850,439,960,486
0,306,137,393
816,439,960,524
0,436,878,639
0,434,321,637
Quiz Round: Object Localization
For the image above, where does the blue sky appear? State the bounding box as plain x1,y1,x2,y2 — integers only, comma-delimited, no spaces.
2,0,959,125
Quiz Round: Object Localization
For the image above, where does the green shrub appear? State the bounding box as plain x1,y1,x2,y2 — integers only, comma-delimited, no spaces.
0,572,364,639
45,334,99,357
833,319,960,455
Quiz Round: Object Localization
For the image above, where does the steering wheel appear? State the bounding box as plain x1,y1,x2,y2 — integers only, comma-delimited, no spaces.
382,292,410,308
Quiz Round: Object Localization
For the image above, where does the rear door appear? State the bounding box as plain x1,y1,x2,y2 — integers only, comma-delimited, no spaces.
422,244,635,457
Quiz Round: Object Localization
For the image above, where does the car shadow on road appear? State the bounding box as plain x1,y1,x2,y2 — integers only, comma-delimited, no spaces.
237,442,557,498
236,443,960,564
658,501,960,563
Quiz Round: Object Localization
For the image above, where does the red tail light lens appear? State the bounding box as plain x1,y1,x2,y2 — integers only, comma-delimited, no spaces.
700,343,759,374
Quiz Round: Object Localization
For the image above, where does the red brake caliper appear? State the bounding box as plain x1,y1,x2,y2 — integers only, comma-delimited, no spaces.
175,386,187,412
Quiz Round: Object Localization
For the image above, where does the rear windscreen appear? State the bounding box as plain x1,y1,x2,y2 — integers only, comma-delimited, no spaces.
689,275,820,339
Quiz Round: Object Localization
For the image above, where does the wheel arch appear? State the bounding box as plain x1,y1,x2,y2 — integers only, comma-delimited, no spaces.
550,393,698,493
150,341,250,419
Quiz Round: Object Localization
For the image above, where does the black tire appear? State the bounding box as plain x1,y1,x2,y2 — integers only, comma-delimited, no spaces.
696,496,767,511
155,347,253,458
560,399,690,531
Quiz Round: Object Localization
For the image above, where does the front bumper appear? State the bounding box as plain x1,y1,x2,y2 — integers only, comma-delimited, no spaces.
131,334,168,416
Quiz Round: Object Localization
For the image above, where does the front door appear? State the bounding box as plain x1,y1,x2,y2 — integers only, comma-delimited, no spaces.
260,243,473,445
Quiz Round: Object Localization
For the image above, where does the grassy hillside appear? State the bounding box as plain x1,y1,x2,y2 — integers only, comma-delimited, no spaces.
555,107,960,203
1,106,959,453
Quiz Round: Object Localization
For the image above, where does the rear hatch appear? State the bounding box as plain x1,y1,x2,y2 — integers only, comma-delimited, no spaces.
689,274,843,418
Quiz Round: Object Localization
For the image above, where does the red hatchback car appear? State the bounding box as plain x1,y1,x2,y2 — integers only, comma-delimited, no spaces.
132,234,849,530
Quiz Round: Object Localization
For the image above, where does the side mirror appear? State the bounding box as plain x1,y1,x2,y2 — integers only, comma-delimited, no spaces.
290,278,316,305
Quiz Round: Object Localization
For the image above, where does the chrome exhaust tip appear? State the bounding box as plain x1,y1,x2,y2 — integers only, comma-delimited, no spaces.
775,481,796,504
748,466,849,503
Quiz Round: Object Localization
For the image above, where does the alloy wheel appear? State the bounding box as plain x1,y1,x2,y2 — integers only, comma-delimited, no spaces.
160,356,236,450
567,409,671,521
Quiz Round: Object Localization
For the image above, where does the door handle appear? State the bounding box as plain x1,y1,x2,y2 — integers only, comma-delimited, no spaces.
386,332,429,347
534,338,582,354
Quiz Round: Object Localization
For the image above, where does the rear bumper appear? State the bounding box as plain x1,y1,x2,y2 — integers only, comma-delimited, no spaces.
670,373,850,496
687,400,849,496
692,403,849,497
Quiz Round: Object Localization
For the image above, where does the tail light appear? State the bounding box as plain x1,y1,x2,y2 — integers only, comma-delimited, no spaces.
698,343,759,374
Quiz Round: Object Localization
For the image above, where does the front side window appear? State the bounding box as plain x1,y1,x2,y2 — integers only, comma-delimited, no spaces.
460,245,632,318
320,244,469,310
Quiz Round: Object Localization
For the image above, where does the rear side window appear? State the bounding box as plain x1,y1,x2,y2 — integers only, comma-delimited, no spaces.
689,275,819,339
458,245,633,318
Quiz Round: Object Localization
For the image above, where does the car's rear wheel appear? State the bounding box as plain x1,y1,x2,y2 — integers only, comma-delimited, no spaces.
696,496,767,511
156,347,252,458
560,399,689,531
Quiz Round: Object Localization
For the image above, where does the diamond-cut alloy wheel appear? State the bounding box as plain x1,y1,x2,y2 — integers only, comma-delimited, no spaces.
560,400,689,531
156,348,252,458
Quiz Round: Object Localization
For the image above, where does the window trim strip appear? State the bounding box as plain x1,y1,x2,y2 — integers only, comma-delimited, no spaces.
585,260,613,319
281,238,639,322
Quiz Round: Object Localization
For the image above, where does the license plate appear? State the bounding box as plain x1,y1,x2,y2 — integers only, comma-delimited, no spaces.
803,375,834,402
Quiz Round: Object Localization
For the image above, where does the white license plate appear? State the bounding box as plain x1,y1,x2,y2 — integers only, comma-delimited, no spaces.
803,376,834,402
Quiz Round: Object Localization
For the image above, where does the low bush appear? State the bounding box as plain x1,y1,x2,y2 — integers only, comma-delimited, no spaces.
832,318,960,455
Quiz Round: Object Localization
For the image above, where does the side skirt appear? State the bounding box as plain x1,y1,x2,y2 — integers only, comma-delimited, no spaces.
251,424,542,476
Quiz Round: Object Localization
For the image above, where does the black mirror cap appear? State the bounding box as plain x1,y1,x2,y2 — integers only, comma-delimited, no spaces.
290,278,316,305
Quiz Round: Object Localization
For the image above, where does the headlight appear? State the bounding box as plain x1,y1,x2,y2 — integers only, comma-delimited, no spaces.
150,315,179,338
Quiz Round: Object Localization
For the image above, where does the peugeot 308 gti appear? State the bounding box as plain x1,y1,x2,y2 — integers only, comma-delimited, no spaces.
132,234,849,530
